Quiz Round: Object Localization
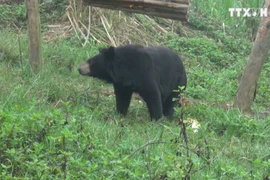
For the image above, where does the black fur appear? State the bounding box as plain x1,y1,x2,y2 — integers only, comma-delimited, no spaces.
78,45,187,120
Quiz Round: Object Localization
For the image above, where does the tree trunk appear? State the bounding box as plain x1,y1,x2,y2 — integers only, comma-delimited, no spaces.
234,0,270,114
83,0,190,21
26,0,43,74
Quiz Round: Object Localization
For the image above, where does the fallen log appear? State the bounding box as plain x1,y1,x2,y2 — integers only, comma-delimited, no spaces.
83,0,190,21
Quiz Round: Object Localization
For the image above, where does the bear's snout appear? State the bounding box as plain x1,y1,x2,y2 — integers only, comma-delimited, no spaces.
78,63,90,76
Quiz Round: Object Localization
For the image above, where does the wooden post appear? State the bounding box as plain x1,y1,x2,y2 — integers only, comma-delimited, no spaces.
26,0,43,74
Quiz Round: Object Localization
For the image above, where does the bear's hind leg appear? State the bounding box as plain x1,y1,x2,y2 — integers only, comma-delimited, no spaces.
113,84,133,116
139,89,163,120
162,92,179,118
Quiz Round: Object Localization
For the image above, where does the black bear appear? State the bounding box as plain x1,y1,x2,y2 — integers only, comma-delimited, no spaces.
78,45,187,120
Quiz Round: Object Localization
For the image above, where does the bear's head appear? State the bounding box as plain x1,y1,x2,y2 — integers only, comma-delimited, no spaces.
78,47,114,82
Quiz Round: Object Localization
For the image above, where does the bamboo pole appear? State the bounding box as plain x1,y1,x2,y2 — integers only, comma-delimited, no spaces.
83,0,190,21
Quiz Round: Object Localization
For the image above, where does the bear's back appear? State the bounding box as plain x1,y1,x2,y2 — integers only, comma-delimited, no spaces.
112,45,186,89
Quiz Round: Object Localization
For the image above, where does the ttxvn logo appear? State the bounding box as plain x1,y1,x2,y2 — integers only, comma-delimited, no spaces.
229,8,268,17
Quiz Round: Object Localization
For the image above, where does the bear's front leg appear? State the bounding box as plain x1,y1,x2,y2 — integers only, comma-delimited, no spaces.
139,89,163,120
113,84,133,116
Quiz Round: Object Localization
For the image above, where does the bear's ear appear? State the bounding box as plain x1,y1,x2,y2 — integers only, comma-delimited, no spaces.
102,46,115,58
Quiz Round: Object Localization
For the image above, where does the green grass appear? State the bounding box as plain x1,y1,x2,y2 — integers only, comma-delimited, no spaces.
0,1,270,179
0,28,269,179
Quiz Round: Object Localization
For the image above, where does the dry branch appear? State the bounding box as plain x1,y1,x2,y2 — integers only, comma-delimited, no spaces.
52,1,188,46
